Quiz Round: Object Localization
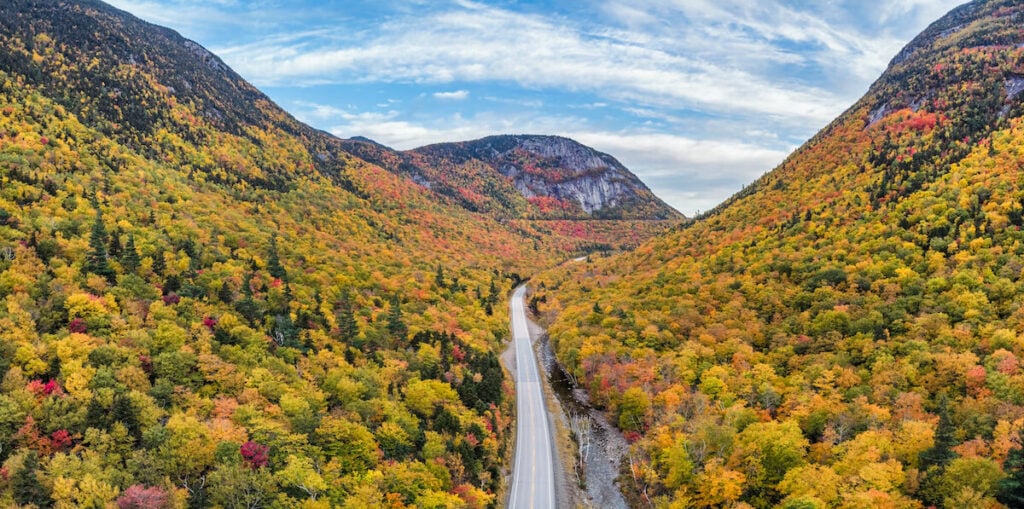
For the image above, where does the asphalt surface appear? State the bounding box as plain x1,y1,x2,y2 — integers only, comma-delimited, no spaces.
508,285,556,509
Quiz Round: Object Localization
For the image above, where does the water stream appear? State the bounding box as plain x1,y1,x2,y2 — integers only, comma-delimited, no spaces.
537,333,630,509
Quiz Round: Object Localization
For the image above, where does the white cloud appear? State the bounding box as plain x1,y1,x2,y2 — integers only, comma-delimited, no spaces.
569,131,792,214
434,90,470,100
295,99,790,215
104,0,254,35
109,0,968,215
215,2,846,126
875,0,965,25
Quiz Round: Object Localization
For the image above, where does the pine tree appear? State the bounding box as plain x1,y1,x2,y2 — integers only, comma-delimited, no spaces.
108,228,123,257
218,280,234,303
111,394,141,441
435,264,446,289
919,396,959,507
999,446,1024,507
271,314,299,348
151,249,166,276
234,271,261,324
386,294,407,342
334,290,359,340
122,233,140,273
12,451,52,507
487,279,499,305
180,237,200,275
920,396,957,469
85,211,116,282
267,236,287,281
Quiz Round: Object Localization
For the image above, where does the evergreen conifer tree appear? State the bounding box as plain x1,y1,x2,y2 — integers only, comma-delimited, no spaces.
999,446,1024,507
151,249,166,276
267,236,287,281
85,211,116,282
335,290,359,341
12,452,52,507
218,280,234,303
108,228,123,257
122,233,140,273
386,294,407,341
920,396,957,469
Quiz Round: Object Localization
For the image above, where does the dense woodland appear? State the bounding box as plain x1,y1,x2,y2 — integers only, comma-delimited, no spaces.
15,0,1024,508
535,1,1024,508
0,1,683,507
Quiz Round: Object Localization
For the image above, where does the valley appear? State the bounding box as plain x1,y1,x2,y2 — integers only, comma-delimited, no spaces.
4,0,1024,508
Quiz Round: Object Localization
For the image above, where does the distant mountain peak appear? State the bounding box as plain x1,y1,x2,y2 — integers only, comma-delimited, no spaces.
347,135,387,147
403,134,682,220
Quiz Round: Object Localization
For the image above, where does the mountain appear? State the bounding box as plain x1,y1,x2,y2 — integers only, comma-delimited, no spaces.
0,1,676,506
534,1,1024,507
411,135,680,220
341,134,681,220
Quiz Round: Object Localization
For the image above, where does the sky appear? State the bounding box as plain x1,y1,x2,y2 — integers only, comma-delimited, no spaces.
105,0,966,216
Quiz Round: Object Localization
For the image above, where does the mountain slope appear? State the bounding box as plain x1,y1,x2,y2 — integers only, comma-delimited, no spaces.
0,0,678,506
342,134,681,220
411,135,680,220
535,1,1024,507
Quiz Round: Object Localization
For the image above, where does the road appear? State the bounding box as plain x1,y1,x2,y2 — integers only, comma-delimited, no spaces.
508,285,556,509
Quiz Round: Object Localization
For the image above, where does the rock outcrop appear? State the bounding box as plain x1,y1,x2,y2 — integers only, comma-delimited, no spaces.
390,135,682,220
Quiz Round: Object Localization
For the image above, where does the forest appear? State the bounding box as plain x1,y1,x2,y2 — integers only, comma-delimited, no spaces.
0,1,684,507
534,1,1024,508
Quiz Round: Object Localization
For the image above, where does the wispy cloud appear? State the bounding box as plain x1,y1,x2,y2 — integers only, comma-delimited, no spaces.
108,0,967,214
434,90,470,100
215,1,846,125
289,100,791,215
570,131,793,214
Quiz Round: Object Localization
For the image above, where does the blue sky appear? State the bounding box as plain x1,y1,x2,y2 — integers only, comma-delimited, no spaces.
106,0,965,215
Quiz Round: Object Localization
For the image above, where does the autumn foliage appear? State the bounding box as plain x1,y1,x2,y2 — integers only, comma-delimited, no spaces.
0,0,620,506
535,2,1024,507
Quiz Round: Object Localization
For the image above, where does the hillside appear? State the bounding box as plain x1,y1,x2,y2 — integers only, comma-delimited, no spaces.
534,1,1024,507
412,135,679,221
340,134,682,252
0,0,680,506
342,135,680,221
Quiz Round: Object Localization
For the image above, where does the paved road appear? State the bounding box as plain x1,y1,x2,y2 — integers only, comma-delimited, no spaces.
508,285,556,509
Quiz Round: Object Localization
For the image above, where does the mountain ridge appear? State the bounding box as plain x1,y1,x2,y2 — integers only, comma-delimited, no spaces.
342,134,682,221
0,1,680,506
536,1,1024,507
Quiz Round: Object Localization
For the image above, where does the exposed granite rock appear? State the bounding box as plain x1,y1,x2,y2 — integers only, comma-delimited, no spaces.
411,135,681,220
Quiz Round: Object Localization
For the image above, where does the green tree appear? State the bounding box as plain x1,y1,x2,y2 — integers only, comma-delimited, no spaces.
998,446,1024,507
266,236,287,281
927,457,1004,506
276,455,327,501
435,264,446,289
387,294,407,342
121,233,140,273
218,280,234,303
314,417,379,474
920,396,957,470
618,386,650,432
109,227,123,257
207,464,275,509
85,211,116,281
12,452,52,507
733,420,809,507
334,289,359,341
151,249,166,276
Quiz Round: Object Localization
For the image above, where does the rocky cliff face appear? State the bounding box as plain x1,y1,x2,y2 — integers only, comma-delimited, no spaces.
488,136,647,214
401,135,682,220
